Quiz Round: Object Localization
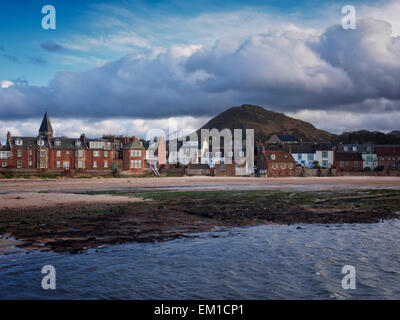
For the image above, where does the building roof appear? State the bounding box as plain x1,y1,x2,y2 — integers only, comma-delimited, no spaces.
315,142,333,151
39,111,53,136
337,144,375,153
264,150,295,163
51,137,84,150
335,152,362,161
10,137,52,149
375,146,400,156
274,134,298,142
123,140,145,149
284,144,315,154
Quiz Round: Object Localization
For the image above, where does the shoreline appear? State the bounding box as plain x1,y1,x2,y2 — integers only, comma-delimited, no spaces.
0,188,399,254
1,176,400,194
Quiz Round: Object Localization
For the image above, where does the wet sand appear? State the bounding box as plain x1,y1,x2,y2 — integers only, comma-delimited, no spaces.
1,177,399,254
0,192,144,210
1,176,400,194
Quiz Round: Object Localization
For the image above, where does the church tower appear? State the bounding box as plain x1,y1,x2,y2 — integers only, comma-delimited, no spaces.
38,111,54,138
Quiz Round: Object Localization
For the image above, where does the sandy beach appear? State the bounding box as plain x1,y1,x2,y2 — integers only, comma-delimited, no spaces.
1,176,400,194
1,176,399,254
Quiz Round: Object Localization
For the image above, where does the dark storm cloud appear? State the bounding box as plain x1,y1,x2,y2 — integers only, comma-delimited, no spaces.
1,18,400,121
41,40,65,52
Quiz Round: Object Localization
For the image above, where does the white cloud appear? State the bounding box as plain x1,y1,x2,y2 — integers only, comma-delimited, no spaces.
1,80,14,88
1,16,400,134
0,116,209,144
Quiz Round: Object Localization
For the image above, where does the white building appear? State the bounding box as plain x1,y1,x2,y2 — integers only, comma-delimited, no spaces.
315,144,334,168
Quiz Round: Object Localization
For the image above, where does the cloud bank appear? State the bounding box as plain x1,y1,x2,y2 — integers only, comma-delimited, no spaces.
1,18,400,133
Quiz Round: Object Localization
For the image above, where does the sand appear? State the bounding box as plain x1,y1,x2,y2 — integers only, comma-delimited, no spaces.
0,192,144,211
0,176,400,194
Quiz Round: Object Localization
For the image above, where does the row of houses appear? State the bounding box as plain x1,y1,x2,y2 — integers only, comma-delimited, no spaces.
262,134,400,176
0,112,150,175
1,114,399,177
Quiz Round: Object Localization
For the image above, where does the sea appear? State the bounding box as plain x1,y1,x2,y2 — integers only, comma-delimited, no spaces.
0,219,399,299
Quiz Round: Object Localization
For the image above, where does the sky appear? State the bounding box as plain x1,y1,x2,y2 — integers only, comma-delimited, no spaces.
1,0,400,142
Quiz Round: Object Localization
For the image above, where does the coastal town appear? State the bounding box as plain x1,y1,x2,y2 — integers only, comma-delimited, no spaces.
1,111,399,178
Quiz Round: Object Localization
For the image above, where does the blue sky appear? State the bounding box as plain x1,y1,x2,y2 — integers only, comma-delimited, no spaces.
0,0,382,85
0,0,400,140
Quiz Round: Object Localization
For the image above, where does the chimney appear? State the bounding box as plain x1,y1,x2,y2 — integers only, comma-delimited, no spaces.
6,131,11,147
80,133,87,147
123,136,130,145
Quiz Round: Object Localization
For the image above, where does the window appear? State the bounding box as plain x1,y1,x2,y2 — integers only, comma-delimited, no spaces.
76,150,84,158
322,151,328,158
56,161,61,168
343,146,348,151
289,163,293,169
37,139,44,146
93,151,100,157
40,160,46,168
352,146,357,152
131,149,142,157
340,161,344,168
345,161,349,167
56,151,61,157
104,151,108,158
63,162,70,170
29,161,32,167
93,161,97,168
78,161,84,169
66,151,70,155
281,163,286,169
17,160,22,168
40,150,46,157
297,154,302,160
273,163,277,169
2,162,7,168
354,161,358,167
307,154,314,161
17,150,22,157
271,154,276,160
29,149,32,156
15,138,23,146
130,160,142,168
322,160,328,167
0,151,11,159
55,140,61,147
104,161,108,168
75,141,82,147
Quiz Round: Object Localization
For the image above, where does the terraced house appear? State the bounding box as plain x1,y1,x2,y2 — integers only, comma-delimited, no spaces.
0,112,148,175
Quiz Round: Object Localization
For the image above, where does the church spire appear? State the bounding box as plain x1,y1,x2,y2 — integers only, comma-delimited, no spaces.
39,111,54,138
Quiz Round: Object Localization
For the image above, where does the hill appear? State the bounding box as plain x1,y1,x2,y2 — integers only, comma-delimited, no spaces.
199,104,335,142
333,130,400,145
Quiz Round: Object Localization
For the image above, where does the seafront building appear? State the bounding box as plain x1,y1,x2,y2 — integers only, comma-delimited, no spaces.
0,112,150,175
1,112,400,177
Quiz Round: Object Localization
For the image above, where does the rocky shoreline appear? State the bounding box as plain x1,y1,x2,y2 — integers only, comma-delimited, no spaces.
0,189,399,254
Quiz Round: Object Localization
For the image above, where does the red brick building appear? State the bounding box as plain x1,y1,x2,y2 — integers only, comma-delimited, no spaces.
334,152,363,172
0,112,149,175
256,147,295,177
375,146,400,170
